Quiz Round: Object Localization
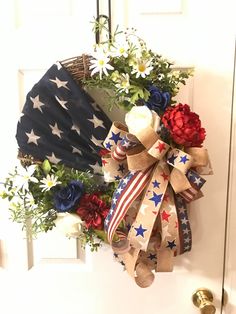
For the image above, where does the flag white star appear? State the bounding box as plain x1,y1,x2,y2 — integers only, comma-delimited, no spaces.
110,208,114,214
30,95,45,113
72,146,82,155
26,129,40,145
184,245,191,251
49,77,70,90
46,152,61,164
194,177,202,186
88,114,105,129
55,95,68,110
50,123,63,138
123,177,129,184
116,187,123,194
103,171,114,182
90,135,104,147
90,162,102,174
71,124,80,135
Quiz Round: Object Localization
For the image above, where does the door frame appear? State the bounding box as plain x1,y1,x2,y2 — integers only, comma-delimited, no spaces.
223,39,236,313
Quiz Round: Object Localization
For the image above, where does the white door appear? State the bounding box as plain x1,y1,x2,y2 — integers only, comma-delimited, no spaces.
0,1,235,314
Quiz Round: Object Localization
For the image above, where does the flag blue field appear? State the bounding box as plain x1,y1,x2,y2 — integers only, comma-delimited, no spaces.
16,63,111,173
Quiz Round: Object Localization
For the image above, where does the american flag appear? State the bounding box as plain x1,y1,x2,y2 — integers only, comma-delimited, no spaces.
16,63,112,173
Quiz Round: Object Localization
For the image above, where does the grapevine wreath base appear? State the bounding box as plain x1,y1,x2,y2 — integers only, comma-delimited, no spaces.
1,24,213,287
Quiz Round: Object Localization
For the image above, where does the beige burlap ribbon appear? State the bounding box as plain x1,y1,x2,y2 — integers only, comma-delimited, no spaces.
102,120,212,287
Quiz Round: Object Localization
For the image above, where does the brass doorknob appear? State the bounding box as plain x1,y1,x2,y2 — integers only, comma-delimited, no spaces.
192,288,216,314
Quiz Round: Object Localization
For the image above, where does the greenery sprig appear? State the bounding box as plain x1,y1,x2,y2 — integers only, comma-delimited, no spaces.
0,160,116,251
84,20,192,111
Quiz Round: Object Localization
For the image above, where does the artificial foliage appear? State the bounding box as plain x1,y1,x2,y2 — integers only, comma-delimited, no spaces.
85,20,191,111
1,159,116,251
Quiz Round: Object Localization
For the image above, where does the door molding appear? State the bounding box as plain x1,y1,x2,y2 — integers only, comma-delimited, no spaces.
223,39,236,314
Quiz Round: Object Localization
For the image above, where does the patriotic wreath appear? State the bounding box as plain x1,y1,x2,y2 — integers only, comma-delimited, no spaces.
0,22,212,287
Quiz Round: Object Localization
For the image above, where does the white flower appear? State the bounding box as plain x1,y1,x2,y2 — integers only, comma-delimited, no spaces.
125,105,154,135
131,59,153,78
8,192,37,214
113,41,129,58
14,164,38,192
54,213,83,238
157,73,165,80
115,73,130,93
25,193,35,205
92,44,110,57
39,174,61,192
89,51,114,79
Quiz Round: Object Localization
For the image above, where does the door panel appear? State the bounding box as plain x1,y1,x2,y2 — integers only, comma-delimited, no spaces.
0,1,235,313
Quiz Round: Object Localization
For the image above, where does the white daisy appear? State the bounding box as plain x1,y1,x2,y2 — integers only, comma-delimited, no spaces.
131,59,153,78
113,41,129,58
14,165,38,192
39,174,61,192
89,52,114,79
115,73,130,93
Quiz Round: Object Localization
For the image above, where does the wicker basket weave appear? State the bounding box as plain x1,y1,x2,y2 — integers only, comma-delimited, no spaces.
60,54,93,85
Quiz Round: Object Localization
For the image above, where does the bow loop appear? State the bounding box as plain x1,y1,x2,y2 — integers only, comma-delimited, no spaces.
102,113,212,288
127,146,157,171
103,121,128,152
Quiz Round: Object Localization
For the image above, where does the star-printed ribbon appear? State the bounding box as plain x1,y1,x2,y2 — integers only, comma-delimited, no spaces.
102,118,212,287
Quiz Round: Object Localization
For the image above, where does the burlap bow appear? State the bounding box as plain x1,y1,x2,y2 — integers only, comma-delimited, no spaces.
102,119,212,287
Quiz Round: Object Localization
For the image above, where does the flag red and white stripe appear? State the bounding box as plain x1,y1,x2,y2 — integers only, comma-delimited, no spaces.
107,165,154,243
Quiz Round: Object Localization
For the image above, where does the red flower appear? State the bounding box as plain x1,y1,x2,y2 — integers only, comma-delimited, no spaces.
76,193,110,230
161,103,206,147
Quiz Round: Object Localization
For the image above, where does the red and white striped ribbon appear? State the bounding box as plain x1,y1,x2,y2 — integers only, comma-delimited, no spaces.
107,165,154,243
111,144,127,161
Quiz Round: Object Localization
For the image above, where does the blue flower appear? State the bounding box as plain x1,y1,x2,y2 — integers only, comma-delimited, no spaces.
54,180,84,212
144,85,170,112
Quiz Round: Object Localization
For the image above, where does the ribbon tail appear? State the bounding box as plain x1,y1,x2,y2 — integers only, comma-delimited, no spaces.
156,186,179,272
175,194,192,254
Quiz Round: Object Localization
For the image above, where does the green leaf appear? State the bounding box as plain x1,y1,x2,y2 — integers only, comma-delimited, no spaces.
94,230,108,243
42,160,51,175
